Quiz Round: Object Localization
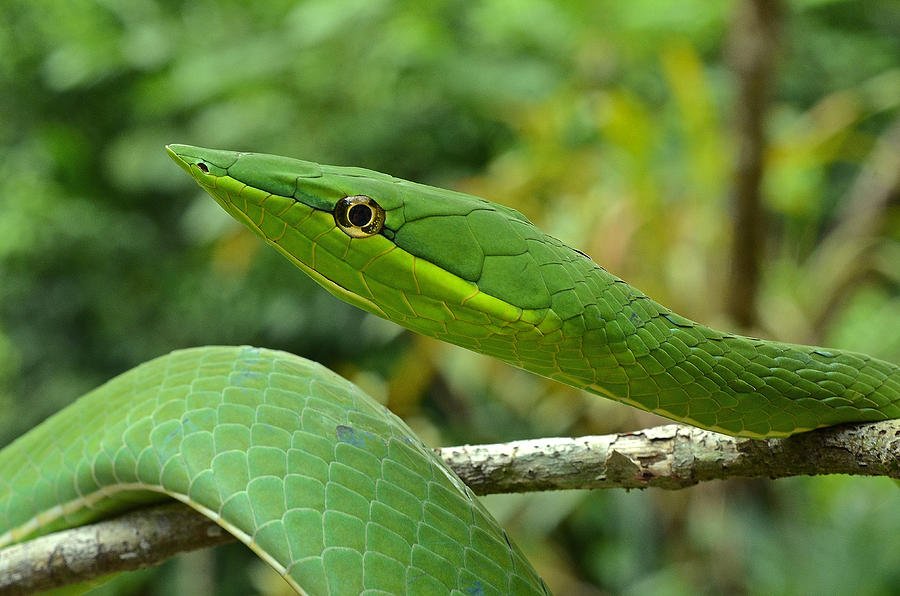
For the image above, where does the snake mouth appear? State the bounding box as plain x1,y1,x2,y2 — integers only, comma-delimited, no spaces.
239,213,391,320
166,144,214,177
165,145,193,175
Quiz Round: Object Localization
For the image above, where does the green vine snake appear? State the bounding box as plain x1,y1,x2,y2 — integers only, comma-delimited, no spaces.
1,145,897,594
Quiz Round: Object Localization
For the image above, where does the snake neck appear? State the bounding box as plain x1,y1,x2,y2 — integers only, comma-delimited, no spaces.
404,243,900,438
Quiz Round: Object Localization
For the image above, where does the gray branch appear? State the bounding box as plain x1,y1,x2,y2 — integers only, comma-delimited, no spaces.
0,503,233,596
439,419,900,492
2,420,899,595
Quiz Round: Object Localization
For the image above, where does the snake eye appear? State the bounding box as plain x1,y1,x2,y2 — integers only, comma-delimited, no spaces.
334,195,385,238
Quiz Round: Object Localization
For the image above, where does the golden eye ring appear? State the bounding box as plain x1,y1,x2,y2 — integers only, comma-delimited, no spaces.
334,195,385,238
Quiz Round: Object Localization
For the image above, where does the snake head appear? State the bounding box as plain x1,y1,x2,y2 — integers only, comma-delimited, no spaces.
166,144,593,343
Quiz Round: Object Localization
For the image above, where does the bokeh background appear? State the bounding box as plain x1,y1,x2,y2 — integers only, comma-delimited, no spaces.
2,0,899,594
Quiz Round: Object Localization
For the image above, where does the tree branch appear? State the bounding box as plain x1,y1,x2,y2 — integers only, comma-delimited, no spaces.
0,503,233,596
2,420,899,595
441,419,900,492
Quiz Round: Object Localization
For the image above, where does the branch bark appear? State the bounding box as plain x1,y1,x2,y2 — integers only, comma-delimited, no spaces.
0,503,233,596
2,420,899,595
441,419,900,492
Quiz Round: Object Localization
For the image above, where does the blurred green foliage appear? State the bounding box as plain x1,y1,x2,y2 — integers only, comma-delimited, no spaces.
1,0,898,594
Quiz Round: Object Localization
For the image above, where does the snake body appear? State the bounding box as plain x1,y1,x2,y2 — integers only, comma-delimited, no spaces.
168,145,898,439
1,145,897,593
0,346,548,595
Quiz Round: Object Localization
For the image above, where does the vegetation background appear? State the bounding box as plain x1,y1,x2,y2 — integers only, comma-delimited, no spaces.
2,0,898,593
